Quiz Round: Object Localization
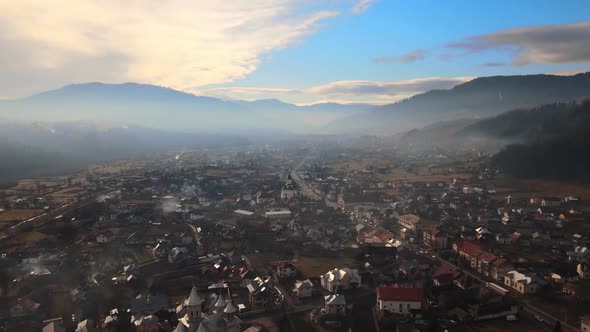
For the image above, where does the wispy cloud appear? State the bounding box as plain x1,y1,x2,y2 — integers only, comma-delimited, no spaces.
201,76,474,104
552,69,589,76
481,62,506,67
0,1,339,98
352,0,378,14
446,21,590,66
373,50,427,63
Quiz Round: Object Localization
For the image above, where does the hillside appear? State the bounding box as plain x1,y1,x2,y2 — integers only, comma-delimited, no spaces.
326,73,590,134
489,100,590,182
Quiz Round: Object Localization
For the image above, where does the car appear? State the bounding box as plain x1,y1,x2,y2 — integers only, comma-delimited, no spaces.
534,315,545,323
506,315,518,321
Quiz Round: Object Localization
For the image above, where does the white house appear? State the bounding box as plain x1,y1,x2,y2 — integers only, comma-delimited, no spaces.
320,268,361,292
376,285,422,315
293,280,313,298
96,233,112,243
503,271,537,294
324,294,346,315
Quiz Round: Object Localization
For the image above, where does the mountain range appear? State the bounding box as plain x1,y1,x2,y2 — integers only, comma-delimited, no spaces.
326,72,590,134
2,72,590,181
0,82,372,133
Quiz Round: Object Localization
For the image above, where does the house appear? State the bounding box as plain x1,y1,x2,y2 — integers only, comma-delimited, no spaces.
247,276,275,308
376,285,423,316
504,271,537,294
324,294,346,315
320,268,361,292
96,231,113,243
168,247,189,264
397,214,421,231
562,282,578,296
477,252,497,277
43,317,65,332
76,320,97,332
578,263,590,279
256,192,274,205
432,266,462,287
293,280,313,298
423,226,448,249
495,233,512,245
270,261,296,278
581,314,590,332
491,259,513,282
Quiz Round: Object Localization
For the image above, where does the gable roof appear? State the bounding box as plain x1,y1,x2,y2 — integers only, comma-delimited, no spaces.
377,285,423,302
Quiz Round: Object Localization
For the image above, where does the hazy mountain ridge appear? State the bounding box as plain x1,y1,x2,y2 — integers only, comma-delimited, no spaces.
326,73,590,134
0,83,373,132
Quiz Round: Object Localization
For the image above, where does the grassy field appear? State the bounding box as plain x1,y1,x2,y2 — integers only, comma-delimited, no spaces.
471,318,545,332
294,255,358,279
0,209,44,222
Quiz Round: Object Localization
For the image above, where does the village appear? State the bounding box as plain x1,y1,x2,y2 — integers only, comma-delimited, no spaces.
1,141,590,332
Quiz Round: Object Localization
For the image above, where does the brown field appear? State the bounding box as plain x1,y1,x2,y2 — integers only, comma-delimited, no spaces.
490,176,590,211
294,255,358,279
206,169,230,177
472,318,545,332
0,209,44,222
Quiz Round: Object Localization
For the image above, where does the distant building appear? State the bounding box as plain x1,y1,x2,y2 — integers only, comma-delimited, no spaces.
270,261,296,278
423,226,448,249
264,210,291,219
397,214,421,231
503,271,537,294
324,294,346,315
376,285,423,315
280,174,298,201
96,231,113,243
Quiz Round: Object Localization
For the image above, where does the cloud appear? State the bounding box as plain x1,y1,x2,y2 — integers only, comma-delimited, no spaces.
0,1,339,98
446,21,590,66
309,77,473,97
200,87,302,101
373,50,427,63
552,69,589,76
201,76,474,104
481,62,506,67
352,0,378,14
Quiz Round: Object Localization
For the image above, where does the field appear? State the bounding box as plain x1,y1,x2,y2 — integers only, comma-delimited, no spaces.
471,318,546,332
294,255,358,279
0,209,44,222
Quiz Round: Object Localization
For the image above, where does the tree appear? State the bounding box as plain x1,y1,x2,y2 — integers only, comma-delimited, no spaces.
553,321,562,332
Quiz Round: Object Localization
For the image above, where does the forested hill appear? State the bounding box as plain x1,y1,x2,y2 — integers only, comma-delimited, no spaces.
489,100,590,181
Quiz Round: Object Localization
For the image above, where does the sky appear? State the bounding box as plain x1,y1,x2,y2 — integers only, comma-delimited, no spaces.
1,0,589,104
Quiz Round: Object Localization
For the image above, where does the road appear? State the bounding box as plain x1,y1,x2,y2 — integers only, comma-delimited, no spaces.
290,155,322,201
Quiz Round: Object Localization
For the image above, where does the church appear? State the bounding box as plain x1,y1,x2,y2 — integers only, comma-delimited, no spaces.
280,174,299,201
173,286,241,332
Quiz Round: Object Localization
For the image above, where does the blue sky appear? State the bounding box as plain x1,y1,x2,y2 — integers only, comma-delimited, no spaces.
205,0,590,104
1,0,589,103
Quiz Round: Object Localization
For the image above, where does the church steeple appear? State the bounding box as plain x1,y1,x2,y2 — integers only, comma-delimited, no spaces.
187,285,204,323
